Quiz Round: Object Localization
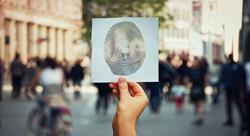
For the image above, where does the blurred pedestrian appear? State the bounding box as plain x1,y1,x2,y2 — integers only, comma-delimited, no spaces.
22,58,37,99
61,58,70,87
210,59,222,104
245,61,250,136
146,82,161,113
220,54,246,127
30,57,43,91
95,83,112,115
10,54,25,99
177,56,190,85
27,57,70,135
39,57,66,99
200,57,209,74
159,58,176,99
189,57,207,125
0,59,5,101
171,75,187,112
70,59,85,100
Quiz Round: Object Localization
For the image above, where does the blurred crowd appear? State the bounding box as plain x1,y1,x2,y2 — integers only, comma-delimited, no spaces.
144,52,250,135
0,52,250,136
0,54,86,101
145,52,209,122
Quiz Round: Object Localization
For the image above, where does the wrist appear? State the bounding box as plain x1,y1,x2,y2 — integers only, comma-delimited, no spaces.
115,111,137,127
117,115,136,127
116,118,136,136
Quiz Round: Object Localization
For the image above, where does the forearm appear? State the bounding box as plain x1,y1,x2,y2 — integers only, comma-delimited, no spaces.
113,116,137,136
116,123,136,136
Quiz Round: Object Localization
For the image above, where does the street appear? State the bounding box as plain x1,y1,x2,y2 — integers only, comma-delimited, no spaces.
0,87,240,136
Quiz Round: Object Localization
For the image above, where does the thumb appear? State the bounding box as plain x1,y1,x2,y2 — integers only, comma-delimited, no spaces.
118,77,130,101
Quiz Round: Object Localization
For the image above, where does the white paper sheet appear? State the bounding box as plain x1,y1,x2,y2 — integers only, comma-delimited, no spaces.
91,17,159,83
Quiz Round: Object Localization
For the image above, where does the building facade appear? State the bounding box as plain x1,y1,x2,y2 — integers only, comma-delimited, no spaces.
161,0,192,53
193,0,224,64
0,0,82,64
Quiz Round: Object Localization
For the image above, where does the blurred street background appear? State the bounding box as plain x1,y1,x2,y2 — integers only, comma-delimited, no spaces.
0,0,250,136
0,89,240,136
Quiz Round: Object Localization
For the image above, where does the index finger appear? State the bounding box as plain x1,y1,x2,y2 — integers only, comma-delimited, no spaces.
109,83,118,89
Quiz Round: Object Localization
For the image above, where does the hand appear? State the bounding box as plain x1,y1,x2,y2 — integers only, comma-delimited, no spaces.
109,77,149,136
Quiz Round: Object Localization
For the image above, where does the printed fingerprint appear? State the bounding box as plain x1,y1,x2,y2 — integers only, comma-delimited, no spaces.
104,21,145,75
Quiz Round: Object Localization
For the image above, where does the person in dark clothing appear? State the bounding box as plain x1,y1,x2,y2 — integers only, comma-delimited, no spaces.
70,60,85,100
10,54,25,99
0,59,5,101
244,95,250,136
95,83,112,115
146,82,161,113
159,59,176,99
189,57,207,125
159,61,169,89
220,54,246,127
145,59,176,112
200,57,209,74
178,58,190,85
245,61,250,136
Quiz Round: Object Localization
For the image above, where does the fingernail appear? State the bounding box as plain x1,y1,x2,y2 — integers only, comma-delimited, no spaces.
119,77,126,82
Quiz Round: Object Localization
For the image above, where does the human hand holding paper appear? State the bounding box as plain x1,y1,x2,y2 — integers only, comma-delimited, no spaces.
109,77,148,136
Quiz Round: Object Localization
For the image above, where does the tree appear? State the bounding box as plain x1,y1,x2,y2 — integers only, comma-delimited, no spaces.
82,0,173,43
